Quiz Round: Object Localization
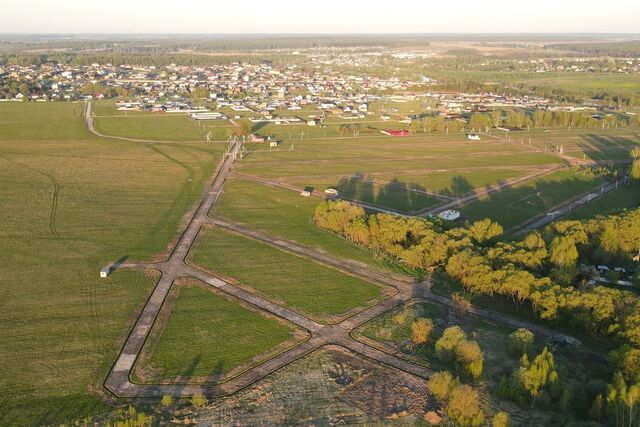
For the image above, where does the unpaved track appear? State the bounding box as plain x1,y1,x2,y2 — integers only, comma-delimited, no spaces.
96,105,573,399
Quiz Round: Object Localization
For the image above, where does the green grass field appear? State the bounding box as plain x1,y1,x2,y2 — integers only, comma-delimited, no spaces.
138,282,298,381
0,102,226,425
237,136,561,179
289,176,443,213
211,178,389,270
94,114,207,141
567,184,640,221
190,227,384,322
460,170,606,229
524,128,640,161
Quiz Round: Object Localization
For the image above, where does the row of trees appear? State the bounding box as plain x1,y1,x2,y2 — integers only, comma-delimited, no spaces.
468,109,636,131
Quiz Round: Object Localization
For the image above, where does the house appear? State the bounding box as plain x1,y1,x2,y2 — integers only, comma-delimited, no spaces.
438,210,461,221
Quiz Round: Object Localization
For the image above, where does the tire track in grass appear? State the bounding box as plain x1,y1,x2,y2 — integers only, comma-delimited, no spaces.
0,153,103,371
0,153,81,255
142,144,198,251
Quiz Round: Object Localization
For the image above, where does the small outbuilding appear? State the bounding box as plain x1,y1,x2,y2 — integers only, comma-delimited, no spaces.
438,210,461,221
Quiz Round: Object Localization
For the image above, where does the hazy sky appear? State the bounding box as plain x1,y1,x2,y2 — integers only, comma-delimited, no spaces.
2,0,639,34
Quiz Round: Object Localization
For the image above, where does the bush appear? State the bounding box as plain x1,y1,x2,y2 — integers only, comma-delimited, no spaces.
427,371,457,402
447,385,484,427
190,393,208,408
508,328,534,356
160,394,173,407
492,411,510,427
411,318,434,345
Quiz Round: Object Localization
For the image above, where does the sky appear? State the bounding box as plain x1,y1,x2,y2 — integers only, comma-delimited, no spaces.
2,0,639,34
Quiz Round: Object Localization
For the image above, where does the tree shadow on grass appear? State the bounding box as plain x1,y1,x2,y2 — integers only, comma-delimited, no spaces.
333,174,436,213
460,176,604,230
577,133,640,162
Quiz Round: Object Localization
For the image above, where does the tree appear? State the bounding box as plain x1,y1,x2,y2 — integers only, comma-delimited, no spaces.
509,328,534,356
435,326,467,363
456,340,484,380
427,370,457,402
447,385,485,427
160,394,173,407
606,372,640,427
435,326,483,379
468,219,503,246
630,160,640,180
492,411,510,427
549,236,579,270
517,347,560,405
411,318,434,345
589,393,604,422
190,393,208,407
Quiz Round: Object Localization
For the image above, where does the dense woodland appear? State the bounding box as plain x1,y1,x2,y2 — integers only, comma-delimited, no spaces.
314,194,640,424
546,41,640,57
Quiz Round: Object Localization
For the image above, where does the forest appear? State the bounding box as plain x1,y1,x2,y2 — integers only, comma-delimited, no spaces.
314,197,640,422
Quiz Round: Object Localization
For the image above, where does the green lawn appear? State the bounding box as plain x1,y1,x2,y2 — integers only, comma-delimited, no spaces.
0,102,226,425
236,136,561,179
289,176,443,213
211,178,389,270
288,168,540,206
94,114,207,141
460,170,606,229
567,184,640,220
0,102,88,140
139,283,298,380
190,227,384,322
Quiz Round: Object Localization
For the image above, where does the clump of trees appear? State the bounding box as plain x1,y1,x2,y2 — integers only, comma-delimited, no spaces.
498,347,567,410
314,199,640,420
427,371,485,427
435,326,484,380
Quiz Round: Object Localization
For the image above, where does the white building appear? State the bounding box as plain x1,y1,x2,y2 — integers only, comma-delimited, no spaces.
438,210,461,221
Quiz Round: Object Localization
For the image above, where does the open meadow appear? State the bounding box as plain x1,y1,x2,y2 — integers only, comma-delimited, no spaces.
134,280,304,383
0,102,226,424
190,226,386,323
460,169,607,229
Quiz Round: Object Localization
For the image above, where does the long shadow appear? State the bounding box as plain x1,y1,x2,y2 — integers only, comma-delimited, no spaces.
112,255,129,270
460,175,608,230
439,175,475,198
577,133,640,162
175,354,201,396
333,174,439,213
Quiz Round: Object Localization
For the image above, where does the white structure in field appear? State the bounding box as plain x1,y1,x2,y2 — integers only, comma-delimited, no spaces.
438,210,461,221
100,265,113,278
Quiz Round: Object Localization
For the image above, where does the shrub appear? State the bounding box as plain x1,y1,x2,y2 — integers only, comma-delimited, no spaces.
411,318,434,345
508,328,534,356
